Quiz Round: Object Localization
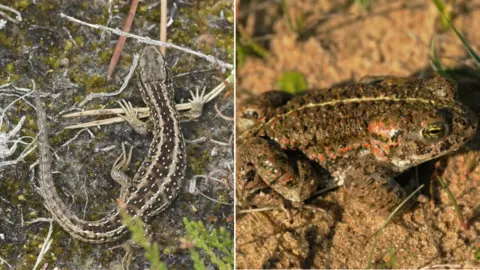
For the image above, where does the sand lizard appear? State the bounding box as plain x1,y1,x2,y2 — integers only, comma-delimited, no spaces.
34,46,206,243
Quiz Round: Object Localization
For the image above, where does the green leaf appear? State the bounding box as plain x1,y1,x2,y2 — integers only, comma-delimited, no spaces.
276,71,308,94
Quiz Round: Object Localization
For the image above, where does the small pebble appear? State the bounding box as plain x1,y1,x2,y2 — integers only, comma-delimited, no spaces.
210,147,218,157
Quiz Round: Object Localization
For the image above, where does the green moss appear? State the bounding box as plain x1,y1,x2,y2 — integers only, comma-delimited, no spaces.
168,0,234,70
138,5,148,14
163,246,174,255
188,146,213,175
97,249,119,267
23,114,38,137
69,71,115,94
87,42,100,51
95,153,106,164
28,210,38,218
98,50,113,65
143,4,161,21
0,32,14,48
134,160,141,167
119,53,133,67
64,40,74,52
74,36,85,47
6,63,15,73
216,193,228,204
13,0,30,10
85,75,108,93
72,95,84,103
43,56,61,70
50,130,73,145
0,170,60,266
39,1,56,12
81,1,89,10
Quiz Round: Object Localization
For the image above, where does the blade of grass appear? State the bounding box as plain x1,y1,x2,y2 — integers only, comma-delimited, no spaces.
432,0,480,64
430,38,447,75
280,0,294,32
366,184,424,269
386,247,397,269
431,0,452,29
237,25,271,59
437,176,468,229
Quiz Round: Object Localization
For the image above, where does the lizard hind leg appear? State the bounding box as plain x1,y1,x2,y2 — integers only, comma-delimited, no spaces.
111,142,134,198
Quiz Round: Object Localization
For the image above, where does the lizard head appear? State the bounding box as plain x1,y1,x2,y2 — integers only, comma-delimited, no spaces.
138,45,168,84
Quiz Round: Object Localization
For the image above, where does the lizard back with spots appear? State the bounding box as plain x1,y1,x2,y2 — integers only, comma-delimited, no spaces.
35,46,186,243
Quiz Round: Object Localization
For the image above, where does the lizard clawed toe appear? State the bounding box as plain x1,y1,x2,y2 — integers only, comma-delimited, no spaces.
188,86,207,105
117,99,149,135
179,86,208,122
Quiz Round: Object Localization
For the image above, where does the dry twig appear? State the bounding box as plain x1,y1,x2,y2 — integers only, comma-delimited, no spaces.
107,0,139,80
160,0,168,55
60,13,233,70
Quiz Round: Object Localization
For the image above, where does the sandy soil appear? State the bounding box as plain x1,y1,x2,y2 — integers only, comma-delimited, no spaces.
236,0,480,268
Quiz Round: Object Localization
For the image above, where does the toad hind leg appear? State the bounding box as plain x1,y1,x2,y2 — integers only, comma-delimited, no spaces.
239,137,322,202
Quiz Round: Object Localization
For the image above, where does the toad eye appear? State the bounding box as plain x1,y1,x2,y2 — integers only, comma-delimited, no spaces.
421,122,449,140
242,109,259,119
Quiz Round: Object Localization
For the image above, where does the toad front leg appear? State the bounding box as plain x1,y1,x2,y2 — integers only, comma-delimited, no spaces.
343,162,406,215
238,137,323,202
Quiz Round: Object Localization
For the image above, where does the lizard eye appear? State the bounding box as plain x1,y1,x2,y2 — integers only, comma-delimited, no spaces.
421,122,449,140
